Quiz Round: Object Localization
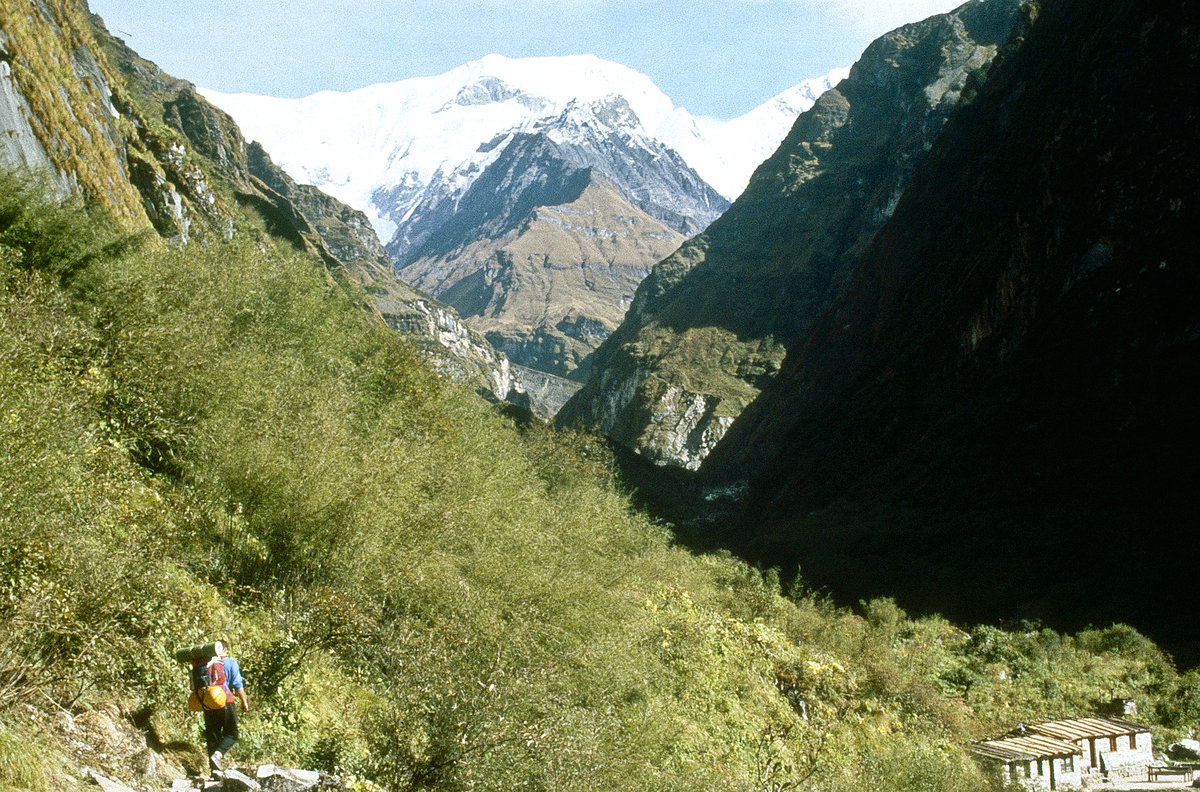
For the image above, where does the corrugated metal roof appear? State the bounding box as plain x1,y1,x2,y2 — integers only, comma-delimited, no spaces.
971,734,1082,762
1030,717,1149,741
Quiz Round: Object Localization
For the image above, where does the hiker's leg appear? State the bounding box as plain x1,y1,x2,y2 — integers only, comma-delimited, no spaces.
203,709,223,755
216,702,239,755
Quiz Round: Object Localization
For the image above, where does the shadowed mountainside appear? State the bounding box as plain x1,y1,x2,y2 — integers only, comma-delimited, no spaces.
557,0,1023,469
700,0,1200,661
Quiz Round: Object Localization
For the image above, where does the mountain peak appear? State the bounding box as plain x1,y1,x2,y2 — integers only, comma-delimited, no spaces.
541,95,645,143
449,75,527,109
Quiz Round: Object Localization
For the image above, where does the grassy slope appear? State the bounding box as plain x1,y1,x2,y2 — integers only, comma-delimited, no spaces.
1,174,1199,791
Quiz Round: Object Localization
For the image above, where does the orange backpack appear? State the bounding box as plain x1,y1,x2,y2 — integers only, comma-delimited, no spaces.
187,657,228,712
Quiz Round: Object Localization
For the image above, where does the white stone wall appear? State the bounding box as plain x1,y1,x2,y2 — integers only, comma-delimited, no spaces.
1099,733,1154,782
1005,756,1084,791
1054,755,1084,790
1079,732,1153,776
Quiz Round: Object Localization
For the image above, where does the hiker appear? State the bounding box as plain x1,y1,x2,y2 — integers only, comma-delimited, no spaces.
205,640,249,774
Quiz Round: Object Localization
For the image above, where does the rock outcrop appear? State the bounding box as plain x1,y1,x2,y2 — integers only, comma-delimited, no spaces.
88,764,346,792
380,294,522,403
20,698,345,792
557,0,1022,468
1167,741,1200,762
509,365,582,420
0,3,149,227
0,35,72,194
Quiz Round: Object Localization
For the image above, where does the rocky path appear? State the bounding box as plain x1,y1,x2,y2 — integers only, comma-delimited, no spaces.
87,765,345,792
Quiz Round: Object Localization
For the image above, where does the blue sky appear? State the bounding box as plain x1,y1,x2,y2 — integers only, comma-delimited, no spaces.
87,0,964,119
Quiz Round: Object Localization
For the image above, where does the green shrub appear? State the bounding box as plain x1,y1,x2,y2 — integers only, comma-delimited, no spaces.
0,722,49,792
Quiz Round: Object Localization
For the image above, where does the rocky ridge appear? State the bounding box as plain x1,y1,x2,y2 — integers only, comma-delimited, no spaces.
557,0,1023,468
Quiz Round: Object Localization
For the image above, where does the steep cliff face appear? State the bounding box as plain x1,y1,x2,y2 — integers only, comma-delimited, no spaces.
0,0,159,229
0,1,523,405
0,33,71,195
248,143,393,282
703,0,1200,652
97,24,364,264
396,132,684,381
557,0,1021,469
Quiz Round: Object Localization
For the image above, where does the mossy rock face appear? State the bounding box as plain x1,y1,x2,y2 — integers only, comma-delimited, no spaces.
559,0,1023,467
0,0,149,226
125,147,189,239
162,89,252,183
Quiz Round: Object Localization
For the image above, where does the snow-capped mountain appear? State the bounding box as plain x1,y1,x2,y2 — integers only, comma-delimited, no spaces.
200,55,847,397
200,55,847,246
688,68,852,195
387,92,726,267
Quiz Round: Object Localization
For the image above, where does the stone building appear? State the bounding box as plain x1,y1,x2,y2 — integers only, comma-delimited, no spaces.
971,728,1083,791
1030,717,1153,782
971,717,1153,790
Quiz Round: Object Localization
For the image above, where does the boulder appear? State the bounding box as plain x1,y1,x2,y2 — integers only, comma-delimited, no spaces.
213,769,260,792
75,711,128,756
255,765,344,792
84,769,136,792
130,747,156,778
1169,740,1200,761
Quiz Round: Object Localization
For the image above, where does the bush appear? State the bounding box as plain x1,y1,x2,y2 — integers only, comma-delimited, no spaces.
0,722,49,792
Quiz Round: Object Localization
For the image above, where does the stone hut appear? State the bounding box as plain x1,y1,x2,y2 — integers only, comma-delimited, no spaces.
971,726,1083,791
971,716,1154,790
1029,717,1153,783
